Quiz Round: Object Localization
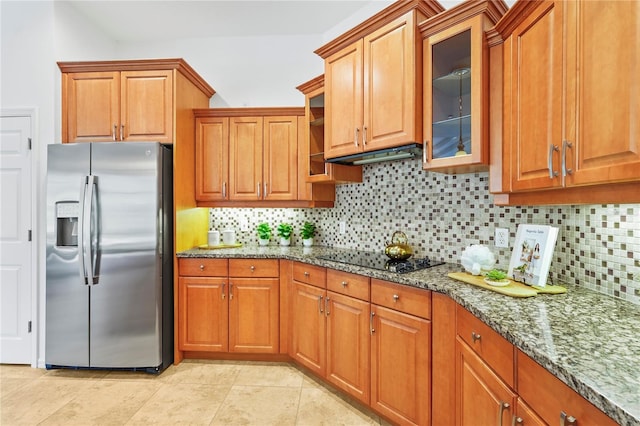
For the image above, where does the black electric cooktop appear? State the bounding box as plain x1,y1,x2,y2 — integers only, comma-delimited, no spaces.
317,250,444,274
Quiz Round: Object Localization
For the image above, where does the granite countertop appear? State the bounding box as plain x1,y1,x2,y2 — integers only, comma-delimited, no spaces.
178,245,640,425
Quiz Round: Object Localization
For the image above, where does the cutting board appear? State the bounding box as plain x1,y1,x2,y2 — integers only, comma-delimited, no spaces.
198,243,243,250
448,272,566,298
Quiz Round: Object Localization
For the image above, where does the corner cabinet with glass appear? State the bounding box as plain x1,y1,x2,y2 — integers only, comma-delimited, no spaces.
296,75,362,184
420,1,507,172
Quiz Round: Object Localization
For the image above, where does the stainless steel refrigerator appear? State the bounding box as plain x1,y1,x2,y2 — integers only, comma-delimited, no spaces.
46,142,173,373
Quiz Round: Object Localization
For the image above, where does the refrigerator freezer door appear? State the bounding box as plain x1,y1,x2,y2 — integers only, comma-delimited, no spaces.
46,143,91,367
89,143,163,368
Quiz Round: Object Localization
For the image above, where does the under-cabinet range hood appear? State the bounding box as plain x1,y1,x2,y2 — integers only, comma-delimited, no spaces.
325,143,423,166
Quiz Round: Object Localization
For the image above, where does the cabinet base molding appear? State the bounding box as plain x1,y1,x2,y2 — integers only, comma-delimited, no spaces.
492,181,640,206
180,352,291,363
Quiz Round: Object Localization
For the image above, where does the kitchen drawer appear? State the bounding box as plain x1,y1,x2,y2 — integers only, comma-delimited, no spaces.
229,258,279,277
327,269,369,301
292,262,326,288
456,304,514,387
370,279,431,319
517,350,617,426
178,258,228,277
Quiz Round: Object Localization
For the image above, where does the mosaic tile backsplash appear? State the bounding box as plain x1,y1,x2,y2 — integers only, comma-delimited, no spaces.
209,157,640,305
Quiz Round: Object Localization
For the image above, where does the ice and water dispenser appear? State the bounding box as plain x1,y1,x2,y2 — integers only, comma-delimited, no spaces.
55,201,79,246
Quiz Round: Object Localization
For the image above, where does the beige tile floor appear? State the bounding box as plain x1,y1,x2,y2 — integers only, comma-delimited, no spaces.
0,360,388,425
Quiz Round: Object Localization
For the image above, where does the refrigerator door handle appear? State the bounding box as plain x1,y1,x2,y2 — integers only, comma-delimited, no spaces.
80,175,98,285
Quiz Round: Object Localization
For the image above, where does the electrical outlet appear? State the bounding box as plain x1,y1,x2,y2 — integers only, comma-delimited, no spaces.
339,221,346,234
495,228,509,248
239,217,249,232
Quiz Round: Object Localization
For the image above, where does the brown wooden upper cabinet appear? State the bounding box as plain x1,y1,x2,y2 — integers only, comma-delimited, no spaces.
58,59,214,143
420,0,507,173
315,1,444,160
194,108,298,202
490,0,640,204
296,75,363,184
194,108,336,208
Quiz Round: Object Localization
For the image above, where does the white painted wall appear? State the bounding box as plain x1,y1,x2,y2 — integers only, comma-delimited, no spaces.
117,34,327,107
1,0,117,367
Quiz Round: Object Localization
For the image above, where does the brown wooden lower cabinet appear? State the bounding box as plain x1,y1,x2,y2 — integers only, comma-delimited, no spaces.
370,279,432,426
456,338,516,425
290,267,371,405
517,350,617,426
178,258,279,354
290,280,326,375
178,259,619,426
371,304,431,426
326,291,370,404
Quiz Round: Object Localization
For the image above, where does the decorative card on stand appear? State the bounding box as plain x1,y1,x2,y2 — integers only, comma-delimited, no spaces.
507,224,559,287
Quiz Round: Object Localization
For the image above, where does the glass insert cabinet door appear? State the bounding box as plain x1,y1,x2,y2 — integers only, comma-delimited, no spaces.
423,15,489,172
432,30,471,159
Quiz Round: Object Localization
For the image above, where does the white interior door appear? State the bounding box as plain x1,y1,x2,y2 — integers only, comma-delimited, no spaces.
0,114,33,364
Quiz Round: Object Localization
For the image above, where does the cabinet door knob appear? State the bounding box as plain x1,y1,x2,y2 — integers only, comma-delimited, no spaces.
341,281,348,287
250,265,255,271
392,294,399,302
304,271,310,277
560,411,577,426
471,331,482,343
199,264,205,271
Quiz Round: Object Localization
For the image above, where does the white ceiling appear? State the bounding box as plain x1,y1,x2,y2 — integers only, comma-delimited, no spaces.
61,0,494,43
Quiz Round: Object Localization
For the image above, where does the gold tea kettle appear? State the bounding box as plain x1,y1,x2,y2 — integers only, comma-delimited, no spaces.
384,231,413,260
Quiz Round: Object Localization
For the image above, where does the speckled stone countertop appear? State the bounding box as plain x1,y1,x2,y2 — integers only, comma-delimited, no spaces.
178,245,640,425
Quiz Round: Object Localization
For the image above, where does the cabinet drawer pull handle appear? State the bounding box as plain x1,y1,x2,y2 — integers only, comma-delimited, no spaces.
325,297,330,316
370,311,375,335
392,294,399,302
318,295,323,314
341,280,348,287
362,126,367,146
548,144,559,178
221,283,226,299
560,411,576,426
120,124,124,141
562,140,573,185
471,331,481,343
112,124,117,141
354,128,359,147
498,402,510,426
199,264,205,271
229,283,233,300
222,182,227,199
264,182,267,198
257,182,261,198
423,140,428,163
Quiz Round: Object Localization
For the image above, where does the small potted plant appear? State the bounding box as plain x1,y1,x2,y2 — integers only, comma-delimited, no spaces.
300,222,316,247
276,222,293,246
483,269,510,287
256,222,272,246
